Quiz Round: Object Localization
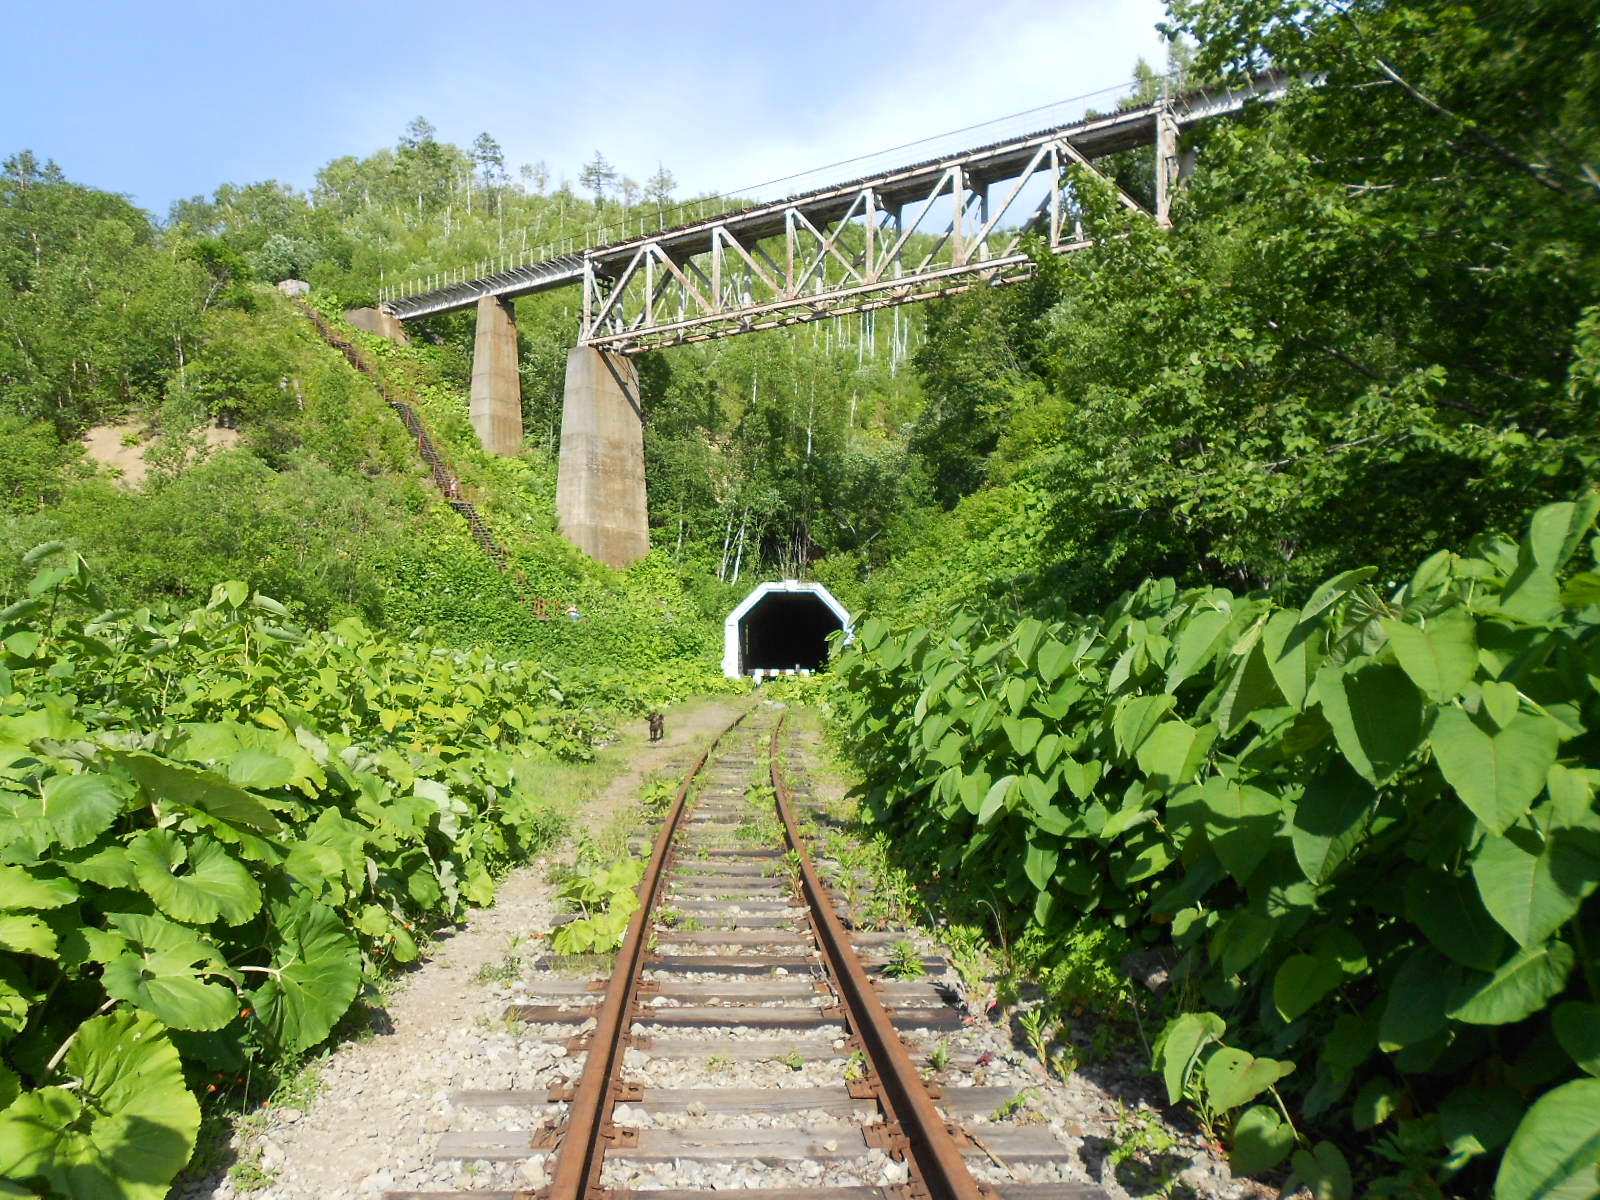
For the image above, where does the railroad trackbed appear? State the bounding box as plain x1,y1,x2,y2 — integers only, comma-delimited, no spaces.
393,710,1105,1200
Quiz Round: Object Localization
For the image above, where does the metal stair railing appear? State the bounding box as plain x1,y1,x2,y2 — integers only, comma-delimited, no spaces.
292,300,559,621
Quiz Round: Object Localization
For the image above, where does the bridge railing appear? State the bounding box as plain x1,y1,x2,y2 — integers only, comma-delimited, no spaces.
377,70,1289,319
375,73,1203,308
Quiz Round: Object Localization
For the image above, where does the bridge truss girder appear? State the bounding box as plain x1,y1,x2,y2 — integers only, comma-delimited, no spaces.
579,130,1162,354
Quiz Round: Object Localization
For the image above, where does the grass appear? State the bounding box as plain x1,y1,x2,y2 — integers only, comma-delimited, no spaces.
991,1087,1039,1121
882,939,926,980
472,952,524,985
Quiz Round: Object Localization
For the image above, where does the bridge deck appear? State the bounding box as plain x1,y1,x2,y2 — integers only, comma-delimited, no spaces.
381,73,1287,324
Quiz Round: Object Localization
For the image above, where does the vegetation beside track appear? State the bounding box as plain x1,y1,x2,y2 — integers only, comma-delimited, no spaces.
0,545,744,1200
830,497,1600,1199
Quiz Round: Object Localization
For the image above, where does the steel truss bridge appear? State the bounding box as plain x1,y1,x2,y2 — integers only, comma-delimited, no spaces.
380,73,1287,353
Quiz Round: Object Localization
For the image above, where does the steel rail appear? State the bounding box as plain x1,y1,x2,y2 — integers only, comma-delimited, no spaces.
545,709,749,1200
766,720,990,1200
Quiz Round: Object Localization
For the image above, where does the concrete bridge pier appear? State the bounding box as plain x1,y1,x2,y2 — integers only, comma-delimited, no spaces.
469,295,523,455
555,347,650,568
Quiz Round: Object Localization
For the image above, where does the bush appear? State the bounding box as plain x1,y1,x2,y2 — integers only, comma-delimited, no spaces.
0,547,587,1198
831,493,1600,1198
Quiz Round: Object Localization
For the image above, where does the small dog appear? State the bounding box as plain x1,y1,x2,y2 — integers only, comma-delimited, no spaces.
647,711,665,743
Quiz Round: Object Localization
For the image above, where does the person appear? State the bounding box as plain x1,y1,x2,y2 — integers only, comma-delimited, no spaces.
566,604,581,621
445,475,461,500
648,711,664,743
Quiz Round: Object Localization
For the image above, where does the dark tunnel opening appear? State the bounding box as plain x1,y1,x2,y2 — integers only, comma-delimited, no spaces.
739,593,844,673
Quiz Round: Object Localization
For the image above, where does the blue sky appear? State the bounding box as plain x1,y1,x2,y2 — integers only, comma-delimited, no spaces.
3,0,1170,218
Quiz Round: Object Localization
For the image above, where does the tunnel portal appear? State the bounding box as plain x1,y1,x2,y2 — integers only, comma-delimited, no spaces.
722,581,851,679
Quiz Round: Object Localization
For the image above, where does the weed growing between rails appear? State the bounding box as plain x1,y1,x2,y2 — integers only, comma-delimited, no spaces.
829,494,1600,1199
0,545,591,1200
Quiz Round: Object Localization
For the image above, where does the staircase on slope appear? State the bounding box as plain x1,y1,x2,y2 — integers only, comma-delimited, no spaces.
293,301,559,622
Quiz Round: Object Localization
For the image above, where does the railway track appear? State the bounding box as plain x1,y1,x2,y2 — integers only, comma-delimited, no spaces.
394,709,1105,1200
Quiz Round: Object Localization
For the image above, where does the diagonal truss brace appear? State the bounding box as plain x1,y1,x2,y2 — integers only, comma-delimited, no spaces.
580,126,1162,353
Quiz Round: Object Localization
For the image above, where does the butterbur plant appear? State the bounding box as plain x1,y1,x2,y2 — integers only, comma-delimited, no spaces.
0,546,571,1199
830,495,1600,1199
550,854,644,955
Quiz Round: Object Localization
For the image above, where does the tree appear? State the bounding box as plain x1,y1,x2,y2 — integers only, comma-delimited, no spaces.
520,161,549,195
644,163,676,217
471,133,504,184
578,151,617,207
398,116,436,152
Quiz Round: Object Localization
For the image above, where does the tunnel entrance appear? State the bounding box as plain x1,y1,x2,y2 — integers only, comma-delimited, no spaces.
722,581,850,679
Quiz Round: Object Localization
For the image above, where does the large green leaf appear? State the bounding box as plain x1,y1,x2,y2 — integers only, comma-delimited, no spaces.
1353,1077,1403,1130
225,749,294,791
1216,640,1282,736
1274,953,1342,1022
0,864,78,910
1440,1085,1526,1161
1405,871,1508,971
0,773,126,854
0,962,38,1039
1113,695,1175,758
58,844,139,890
1379,949,1459,1053
249,895,361,1054
1036,639,1073,684
1473,826,1600,947
1231,1104,1294,1176
1203,1047,1294,1112
95,914,239,1032
1292,1141,1353,1200
1449,941,1575,1025
1202,777,1281,883
1260,608,1318,712
128,830,261,926
1494,1078,1600,1200
1291,759,1374,884
1001,717,1043,758
0,1010,200,1200
0,913,56,958
1433,708,1562,834
1301,568,1378,624
1314,662,1424,785
1022,832,1058,892
1165,609,1231,691
1554,1003,1600,1077
1383,609,1478,701
100,749,281,834
1155,1011,1225,1103
977,775,1016,826
1319,1012,1376,1079
1136,719,1212,785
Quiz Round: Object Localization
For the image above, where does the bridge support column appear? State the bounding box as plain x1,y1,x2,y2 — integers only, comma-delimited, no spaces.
1155,107,1182,227
470,295,523,455
555,346,649,569
377,306,410,344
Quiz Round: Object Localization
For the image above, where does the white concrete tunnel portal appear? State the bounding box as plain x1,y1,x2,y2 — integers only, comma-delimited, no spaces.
722,581,851,679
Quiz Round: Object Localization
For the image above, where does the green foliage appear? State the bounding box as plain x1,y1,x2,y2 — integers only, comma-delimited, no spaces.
550,853,643,955
1,152,209,435
0,546,578,1199
831,496,1600,1193
873,0,1600,624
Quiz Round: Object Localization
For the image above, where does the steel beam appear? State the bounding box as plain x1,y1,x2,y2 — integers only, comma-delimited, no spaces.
378,71,1289,333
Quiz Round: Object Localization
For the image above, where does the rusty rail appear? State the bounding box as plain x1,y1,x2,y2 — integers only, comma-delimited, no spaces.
767,719,992,1200
544,712,990,1200
545,711,750,1200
